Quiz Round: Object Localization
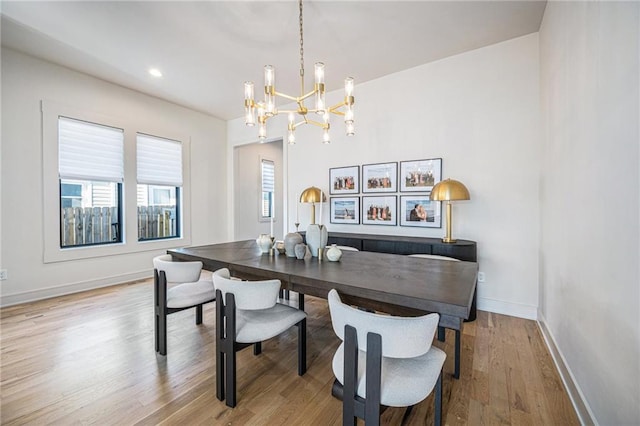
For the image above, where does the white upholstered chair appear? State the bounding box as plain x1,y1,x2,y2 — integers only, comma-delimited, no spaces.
328,289,446,426
408,253,460,261
212,268,307,408
152,254,216,355
326,245,360,252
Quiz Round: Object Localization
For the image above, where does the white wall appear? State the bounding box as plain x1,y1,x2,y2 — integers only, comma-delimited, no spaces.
0,48,228,306
539,2,640,424
229,33,541,319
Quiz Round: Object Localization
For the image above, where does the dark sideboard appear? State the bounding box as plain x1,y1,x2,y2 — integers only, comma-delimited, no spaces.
302,231,478,320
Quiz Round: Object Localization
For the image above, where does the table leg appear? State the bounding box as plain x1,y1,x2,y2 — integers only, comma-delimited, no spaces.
454,329,461,379
298,293,305,311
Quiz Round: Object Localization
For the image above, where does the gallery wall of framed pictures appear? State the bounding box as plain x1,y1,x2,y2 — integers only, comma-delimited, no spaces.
328,158,443,227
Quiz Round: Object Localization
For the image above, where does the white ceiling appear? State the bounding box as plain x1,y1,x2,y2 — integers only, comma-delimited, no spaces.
1,1,546,121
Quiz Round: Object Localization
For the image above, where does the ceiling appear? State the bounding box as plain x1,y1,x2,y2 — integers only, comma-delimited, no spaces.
1,1,546,121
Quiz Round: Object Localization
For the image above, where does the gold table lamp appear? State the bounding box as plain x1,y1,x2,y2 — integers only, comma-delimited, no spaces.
430,179,470,243
300,186,326,224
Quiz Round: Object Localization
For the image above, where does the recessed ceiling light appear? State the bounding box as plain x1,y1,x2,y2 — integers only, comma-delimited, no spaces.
148,68,163,78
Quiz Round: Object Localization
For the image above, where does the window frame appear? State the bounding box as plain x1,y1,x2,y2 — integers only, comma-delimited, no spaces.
136,133,183,242
260,158,275,220
42,100,192,263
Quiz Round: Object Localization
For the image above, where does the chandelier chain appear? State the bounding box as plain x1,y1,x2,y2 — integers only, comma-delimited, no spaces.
299,0,304,78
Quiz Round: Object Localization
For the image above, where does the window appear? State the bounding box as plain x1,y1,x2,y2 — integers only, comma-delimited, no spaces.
261,159,275,218
58,117,123,248
137,133,182,241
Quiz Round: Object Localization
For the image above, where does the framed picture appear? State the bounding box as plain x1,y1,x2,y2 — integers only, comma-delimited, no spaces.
400,195,441,228
362,196,397,226
330,197,360,225
329,165,359,195
399,158,442,192
362,162,397,193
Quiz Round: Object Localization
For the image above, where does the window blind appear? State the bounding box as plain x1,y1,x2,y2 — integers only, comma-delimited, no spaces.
58,116,124,182
137,134,183,187
261,159,275,217
261,160,275,192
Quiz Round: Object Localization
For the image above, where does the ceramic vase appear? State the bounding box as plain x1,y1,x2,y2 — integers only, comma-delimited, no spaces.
284,232,303,257
326,244,343,262
306,224,328,258
294,243,307,260
256,233,272,254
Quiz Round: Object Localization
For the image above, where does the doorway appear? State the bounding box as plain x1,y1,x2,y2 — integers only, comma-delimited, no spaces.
233,139,284,241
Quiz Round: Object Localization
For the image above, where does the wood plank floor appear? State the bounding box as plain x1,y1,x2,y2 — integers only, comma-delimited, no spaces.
0,274,579,425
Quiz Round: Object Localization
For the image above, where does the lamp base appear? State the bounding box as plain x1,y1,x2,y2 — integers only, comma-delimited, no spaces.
441,237,457,244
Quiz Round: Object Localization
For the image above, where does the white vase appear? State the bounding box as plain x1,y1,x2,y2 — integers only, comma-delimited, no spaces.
306,224,328,258
284,232,303,257
326,244,343,262
256,234,272,254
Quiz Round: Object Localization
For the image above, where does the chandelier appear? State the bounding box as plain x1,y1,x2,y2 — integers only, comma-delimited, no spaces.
243,0,355,144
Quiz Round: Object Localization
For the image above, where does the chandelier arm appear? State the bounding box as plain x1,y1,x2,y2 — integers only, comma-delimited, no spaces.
305,119,330,129
274,92,299,102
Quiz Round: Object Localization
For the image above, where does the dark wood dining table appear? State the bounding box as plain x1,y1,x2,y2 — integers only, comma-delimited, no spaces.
168,239,478,378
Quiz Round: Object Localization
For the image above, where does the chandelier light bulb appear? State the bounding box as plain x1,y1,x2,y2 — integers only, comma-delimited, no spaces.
346,121,355,136
323,125,331,144
345,77,354,98
244,82,256,126
344,106,354,125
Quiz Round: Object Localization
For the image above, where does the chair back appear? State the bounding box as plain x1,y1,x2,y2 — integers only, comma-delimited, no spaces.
408,254,460,261
327,245,359,252
328,289,439,359
213,268,280,310
153,254,202,283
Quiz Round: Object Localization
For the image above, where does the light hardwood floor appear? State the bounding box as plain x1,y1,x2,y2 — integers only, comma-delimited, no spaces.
1,275,579,425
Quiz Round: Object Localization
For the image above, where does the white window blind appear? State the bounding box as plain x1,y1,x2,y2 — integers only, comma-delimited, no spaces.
58,116,124,182
261,160,275,193
261,159,275,217
137,134,183,187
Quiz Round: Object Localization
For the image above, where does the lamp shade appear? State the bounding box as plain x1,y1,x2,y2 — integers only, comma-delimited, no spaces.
430,179,470,201
300,186,326,203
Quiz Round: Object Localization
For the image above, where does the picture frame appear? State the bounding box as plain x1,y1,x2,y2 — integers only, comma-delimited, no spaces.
330,197,360,225
399,158,442,192
399,195,441,228
329,165,359,195
362,162,398,193
362,196,397,226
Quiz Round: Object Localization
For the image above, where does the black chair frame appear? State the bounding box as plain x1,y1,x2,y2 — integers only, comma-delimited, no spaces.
332,325,443,426
215,289,307,408
154,269,215,356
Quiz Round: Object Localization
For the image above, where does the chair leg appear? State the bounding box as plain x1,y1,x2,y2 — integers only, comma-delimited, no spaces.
215,290,225,401
298,318,307,376
196,304,203,324
344,325,358,426
156,270,168,356
226,347,237,408
254,342,262,355
435,370,443,426
225,292,238,408
365,332,382,426
438,325,445,342
401,405,415,426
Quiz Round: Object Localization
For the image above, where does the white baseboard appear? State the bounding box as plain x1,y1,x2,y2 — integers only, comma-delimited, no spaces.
0,270,152,307
537,311,596,426
477,296,538,320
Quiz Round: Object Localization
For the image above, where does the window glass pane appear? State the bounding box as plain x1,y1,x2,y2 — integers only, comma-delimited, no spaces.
137,184,180,241
60,179,121,248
